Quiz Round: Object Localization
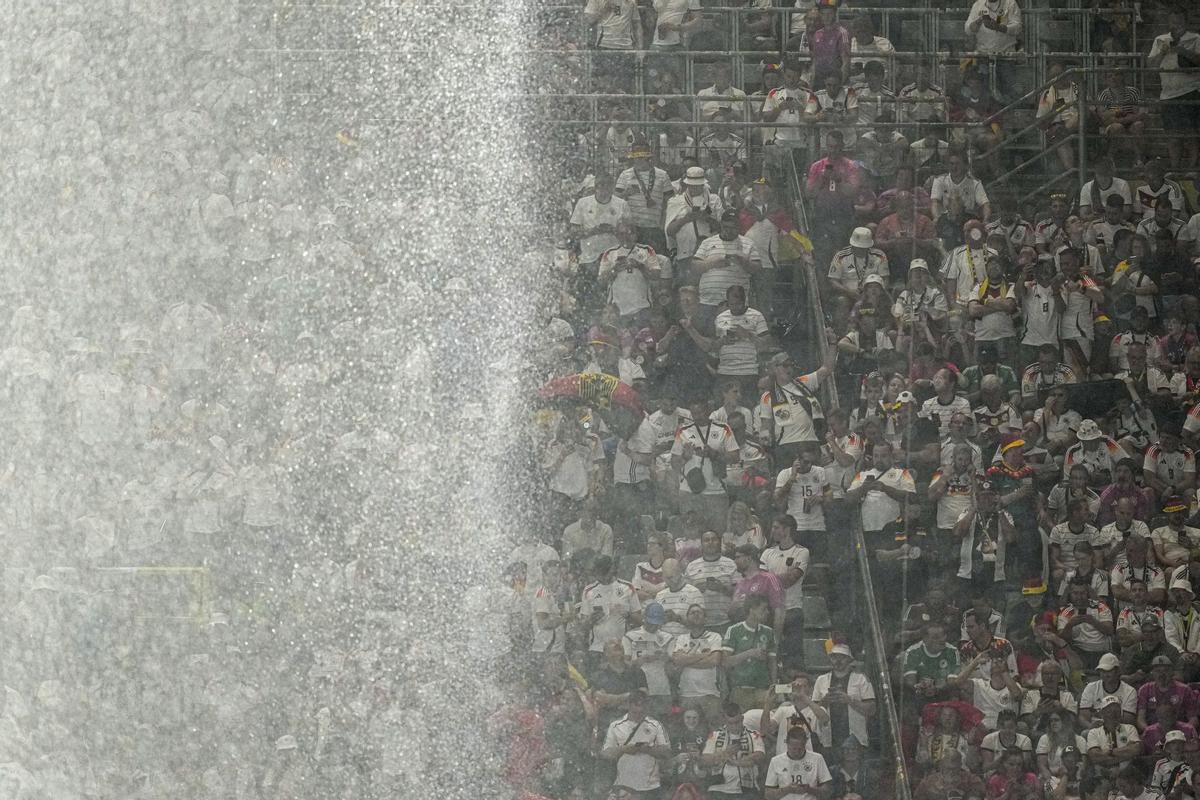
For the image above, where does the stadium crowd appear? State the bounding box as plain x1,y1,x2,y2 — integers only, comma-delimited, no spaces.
515,2,1200,800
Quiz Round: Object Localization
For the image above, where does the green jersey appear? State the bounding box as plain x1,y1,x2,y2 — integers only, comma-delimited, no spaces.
902,642,960,685
723,621,776,689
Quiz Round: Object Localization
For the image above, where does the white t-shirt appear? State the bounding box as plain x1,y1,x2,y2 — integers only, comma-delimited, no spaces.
1149,31,1200,100
822,432,863,499
764,751,833,800
761,543,811,610
684,556,738,628
1085,723,1139,755
671,630,725,696
532,586,568,653
651,0,701,46
598,244,658,316
774,467,830,531
812,671,876,746
614,417,656,485
655,583,706,637
672,420,741,496
980,730,1032,757
1021,281,1062,347
693,234,763,306
1079,177,1133,213
969,677,1020,730
847,467,916,533
585,0,640,49
581,579,642,652
966,0,1022,53
604,715,671,791
703,727,766,794
919,395,973,437
1079,679,1138,718
664,191,724,261
759,373,825,446
715,308,769,376
931,173,990,217
970,282,1018,341
623,627,676,696
570,194,631,262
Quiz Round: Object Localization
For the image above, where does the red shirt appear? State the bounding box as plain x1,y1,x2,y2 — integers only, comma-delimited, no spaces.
876,211,936,245
805,156,864,194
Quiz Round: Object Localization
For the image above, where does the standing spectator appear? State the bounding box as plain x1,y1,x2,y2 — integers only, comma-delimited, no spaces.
1056,577,1115,669
582,556,643,663
698,62,748,122
827,226,889,304
1085,696,1141,775
730,544,786,634
1147,9,1200,169
672,397,739,532
722,595,778,711
764,727,833,800
1037,62,1081,172
811,644,877,747
774,445,833,561
806,131,866,277
600,690,673,794
1079,156,1132,221
1135,159,1184,220
759,350,836,463
671,604,726,723
807,72,859,152
572,173,632,306
965,0,1022,100
712,285,769,402
809,1,851,86
692,211,763,320
760,514,811,668
563,500,616,563
953,480,1015,604
702,701,767,798
657,558,707,636
616,147,673,252
585,0,643,89
685,530,739,632
623,602,676,715
968,255,1019,366
876,193,940,278
665,166,725,278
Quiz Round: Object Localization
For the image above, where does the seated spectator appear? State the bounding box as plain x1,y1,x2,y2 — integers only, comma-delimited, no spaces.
1149,728,1195,796
1120,615,1180,686
1035,193,1072,255
1135,159,1185,221
847,14,893,79
984,748,1040,798
930,152,992,249
1021,345,1077,410
892,260,948,357
807,72,859,153
1079,652,1138,727
986,194,1035,263
876,193,939,282
1079,156,1132,221
950,649,1023,731
1151,499,1200,571
947,71,1002,163
827,226,889,304
1056,576,1115,669
1063,419,1128,489
979,709,1033,774
697,62,747,122
1095,65,1147,167
1135,653,1197,730
1085,194,1136,262
1019,660,1078,735
1143,701,1197,759
1098,459,1151,526
1085,695,1141,776
914,750,985,800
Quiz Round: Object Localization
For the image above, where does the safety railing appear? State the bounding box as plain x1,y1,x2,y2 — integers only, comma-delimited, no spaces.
852,515,914,800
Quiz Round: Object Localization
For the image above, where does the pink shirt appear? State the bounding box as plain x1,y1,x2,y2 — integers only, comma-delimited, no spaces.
810,24,850,79
733,571,785,611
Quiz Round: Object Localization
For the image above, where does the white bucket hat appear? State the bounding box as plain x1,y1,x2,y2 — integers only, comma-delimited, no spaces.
683,166,707,186
849,227,874,249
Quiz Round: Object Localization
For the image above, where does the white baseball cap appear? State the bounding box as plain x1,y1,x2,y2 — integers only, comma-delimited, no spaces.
1097,653,1120,671
830,643,853,658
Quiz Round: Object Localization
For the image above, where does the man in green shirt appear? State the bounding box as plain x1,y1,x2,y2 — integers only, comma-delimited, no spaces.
724,594,778,710
901,621,960,709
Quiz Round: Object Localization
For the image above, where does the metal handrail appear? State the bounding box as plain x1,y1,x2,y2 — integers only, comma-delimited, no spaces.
852,518,913,800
